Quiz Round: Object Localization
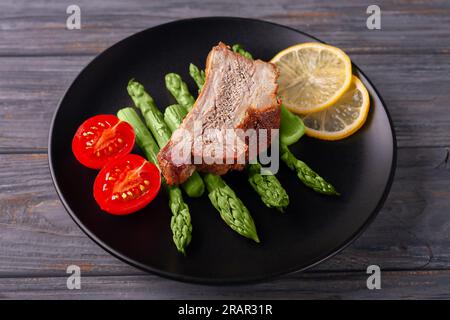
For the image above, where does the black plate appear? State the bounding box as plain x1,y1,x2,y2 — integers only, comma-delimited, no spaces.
49,17,396,284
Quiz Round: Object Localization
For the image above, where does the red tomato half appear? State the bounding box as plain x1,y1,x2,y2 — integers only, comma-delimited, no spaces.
72,114,135,169
93,154,161,215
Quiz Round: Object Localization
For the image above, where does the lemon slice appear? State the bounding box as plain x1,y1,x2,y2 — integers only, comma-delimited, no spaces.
301,76,370,141
271,42,352,114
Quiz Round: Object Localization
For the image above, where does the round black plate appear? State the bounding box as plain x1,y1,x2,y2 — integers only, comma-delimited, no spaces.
49,17,396,284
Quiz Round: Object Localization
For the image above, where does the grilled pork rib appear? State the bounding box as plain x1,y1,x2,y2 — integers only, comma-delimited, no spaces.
158,43,280,185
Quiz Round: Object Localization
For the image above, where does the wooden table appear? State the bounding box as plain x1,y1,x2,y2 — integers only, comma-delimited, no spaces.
1,0,449,299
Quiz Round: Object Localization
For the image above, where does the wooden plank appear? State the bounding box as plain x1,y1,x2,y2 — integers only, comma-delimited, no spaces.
1,270,450,299
0,146,449,277
0,56,92,153
0,53,449,151
0,0,447,300
0,0,449,56
0,153,141,276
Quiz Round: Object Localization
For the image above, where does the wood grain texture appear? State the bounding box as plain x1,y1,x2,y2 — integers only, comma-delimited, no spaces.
0,56,92,153
0,147,449,279
1,270,450,299
0,153,141,277
0,0,449,56
1,53,449,151
0,0,449,299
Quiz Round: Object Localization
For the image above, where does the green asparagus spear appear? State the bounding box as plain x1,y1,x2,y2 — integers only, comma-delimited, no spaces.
117,107,192,254
247,163,289,211
164,104,188,132
232,45,339,195
164,78,260,242
127,79,205,198
232,44,253,60
280,144,339,195
165,73,196,112
168,186,192,254
187,66,290,211
117,107,160,165
204,173,259,242
189,63,205,91
127,79,171,147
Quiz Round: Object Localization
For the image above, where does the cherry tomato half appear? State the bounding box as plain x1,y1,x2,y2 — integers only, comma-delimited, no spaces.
93,154,161,215
72,114,135,169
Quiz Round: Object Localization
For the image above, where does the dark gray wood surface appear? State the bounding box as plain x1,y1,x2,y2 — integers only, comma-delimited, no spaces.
1,0,449,299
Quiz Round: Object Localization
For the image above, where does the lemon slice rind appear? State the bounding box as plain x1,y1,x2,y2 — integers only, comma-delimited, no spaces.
271,42,353,115
301,76,370,141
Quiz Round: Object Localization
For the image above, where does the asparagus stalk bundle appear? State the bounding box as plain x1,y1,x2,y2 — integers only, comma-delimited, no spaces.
162,90,260,242
204,44,339,196
127,79,205,198
130,79,260,243
117,107,192,254
187,66,290,212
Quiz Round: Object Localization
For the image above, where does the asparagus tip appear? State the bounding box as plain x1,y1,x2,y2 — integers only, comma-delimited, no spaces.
276,206,286,213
